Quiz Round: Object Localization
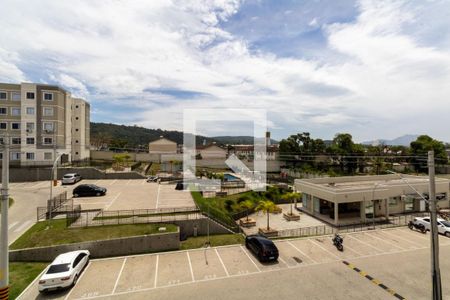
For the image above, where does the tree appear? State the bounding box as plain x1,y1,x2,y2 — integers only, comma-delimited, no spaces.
239,200,254,221
255,200,277,230
410,135,447,171
281,192,301,215
328,133,363,174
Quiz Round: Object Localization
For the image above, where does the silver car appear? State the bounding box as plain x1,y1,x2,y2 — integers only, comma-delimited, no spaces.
62,173,81,185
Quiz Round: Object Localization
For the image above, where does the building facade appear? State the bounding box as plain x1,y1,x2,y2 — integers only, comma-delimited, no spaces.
0,82,90,166
295,175,450,226
148,137,177,154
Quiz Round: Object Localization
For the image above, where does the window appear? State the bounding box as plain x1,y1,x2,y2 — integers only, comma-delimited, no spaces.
26,107,35,115
0,153,2,159
26,153,35,160
26,137,35,145
43,92,53,101
26,92,35,99
11,137,21,145
11,92,20,101
389,197,398,207
26,123,34,132
11,107,21,116
75,140,79,143
10,152,20,160
43,137,53,145
0,123,6,130
0,92,6,100
43,107,54,116
43,122,54,132
44,152,52,160
11,123,20,130
0,108,6,115
0,137,3,144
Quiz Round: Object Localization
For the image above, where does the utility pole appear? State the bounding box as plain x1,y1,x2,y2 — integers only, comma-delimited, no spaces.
428,151,442,300
0,136,10,300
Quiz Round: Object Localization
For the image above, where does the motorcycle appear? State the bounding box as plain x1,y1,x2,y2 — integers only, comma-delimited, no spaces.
408,220,426,233
332,233,344,251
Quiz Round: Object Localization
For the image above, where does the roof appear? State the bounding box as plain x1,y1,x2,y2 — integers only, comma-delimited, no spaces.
196,144,226,151
149,137,177,145
53,250,86,264
232,145,279,152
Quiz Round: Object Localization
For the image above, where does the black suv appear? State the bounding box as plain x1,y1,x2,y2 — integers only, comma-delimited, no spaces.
73,184,107,197
245,235,279,262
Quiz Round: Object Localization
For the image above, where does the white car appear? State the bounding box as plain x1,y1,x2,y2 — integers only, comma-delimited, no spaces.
38,250,90,293
62,173,82,185
413,217,450,237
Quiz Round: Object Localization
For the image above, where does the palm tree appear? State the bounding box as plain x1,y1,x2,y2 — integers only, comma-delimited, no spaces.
282,192,301,215
255,200,277,231
239,200,254,222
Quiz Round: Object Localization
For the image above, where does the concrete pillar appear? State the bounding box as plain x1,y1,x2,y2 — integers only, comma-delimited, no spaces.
334,203,339,226
310,196,314,214
360,201,366,222
385,198,389,221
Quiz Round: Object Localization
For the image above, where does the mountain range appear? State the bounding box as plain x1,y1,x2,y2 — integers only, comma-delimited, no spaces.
361,134,419,146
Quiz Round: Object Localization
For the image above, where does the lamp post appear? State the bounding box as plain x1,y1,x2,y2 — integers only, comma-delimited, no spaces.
48,152,64,222
0,136,10,299
371,183,385,229
388,151,442,300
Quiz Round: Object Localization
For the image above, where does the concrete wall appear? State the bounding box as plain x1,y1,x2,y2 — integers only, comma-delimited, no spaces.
171,218,232,237
10,230,180,262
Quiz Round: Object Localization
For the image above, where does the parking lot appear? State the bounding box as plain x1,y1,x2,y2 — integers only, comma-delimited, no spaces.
19,227,450,300
6,179,195,243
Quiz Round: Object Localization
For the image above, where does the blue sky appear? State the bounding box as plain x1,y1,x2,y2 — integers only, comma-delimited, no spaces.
1,0,450,142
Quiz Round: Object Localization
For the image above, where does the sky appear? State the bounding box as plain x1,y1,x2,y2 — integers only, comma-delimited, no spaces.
1,0,450,142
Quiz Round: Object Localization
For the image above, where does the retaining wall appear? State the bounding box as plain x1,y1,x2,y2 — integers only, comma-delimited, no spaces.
9,230,180,262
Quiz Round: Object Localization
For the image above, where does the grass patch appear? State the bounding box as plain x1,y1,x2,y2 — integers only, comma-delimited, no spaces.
10,262,47,299
180,234,244,250
0,198,14,212
10,219,178,250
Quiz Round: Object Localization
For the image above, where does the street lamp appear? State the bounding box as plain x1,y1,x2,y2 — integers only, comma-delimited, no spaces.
387,152,442,300
371,183,386,229
48,152,65,222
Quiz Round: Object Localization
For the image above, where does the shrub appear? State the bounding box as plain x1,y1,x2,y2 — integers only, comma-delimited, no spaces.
224,199,234,212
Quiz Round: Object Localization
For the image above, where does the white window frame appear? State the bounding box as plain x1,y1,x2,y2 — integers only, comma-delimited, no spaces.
26,92,35,100
11,92,20,101
44,152,52,160
0,91,7,100
0,107,7,115
26,152,35,160
26,122,35,132
43,107,54,116
26,107,35,115
26,137,35,145
10,152,20,161
11,107,21,116
0,122,6,130
11,122,20,130
43,92,53,101
43,137,53,145
43,122,54,133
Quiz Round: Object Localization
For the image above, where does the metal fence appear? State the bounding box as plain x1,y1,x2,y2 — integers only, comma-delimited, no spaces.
272,212,429,239
66,205,82,227
67,206,202,228
36,191,70,221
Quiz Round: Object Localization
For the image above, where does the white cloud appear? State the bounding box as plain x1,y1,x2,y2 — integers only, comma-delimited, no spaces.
0,0,449,142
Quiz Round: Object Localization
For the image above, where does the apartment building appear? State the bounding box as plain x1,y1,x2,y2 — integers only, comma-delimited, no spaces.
0,82,90,166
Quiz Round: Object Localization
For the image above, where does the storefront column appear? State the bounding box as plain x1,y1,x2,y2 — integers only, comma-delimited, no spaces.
360,201,366,222
385,198,389,221
334,203,339,225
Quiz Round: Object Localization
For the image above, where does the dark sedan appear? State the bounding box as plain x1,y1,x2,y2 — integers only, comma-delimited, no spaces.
245,235,279,262
72,184,107,197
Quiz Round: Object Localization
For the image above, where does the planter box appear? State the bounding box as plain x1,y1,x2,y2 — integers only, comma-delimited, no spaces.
239,219,256,228
283,213,300,221
258,227,278,238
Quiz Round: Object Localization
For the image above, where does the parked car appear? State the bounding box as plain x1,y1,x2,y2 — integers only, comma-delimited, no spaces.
38,250,90,293
175,182,188,190
147,176,159,182
73,184,107,197
245,235,279,262
62,173,82,185
413,217,450,237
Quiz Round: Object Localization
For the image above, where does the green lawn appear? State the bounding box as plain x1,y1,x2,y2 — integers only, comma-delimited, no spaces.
10,219,178,250
180,234,244,250
10,262,47,300
0,197,14,212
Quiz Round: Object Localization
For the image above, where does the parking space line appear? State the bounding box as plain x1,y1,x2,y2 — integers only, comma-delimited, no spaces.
347,234,384,253
286,241,318,264
104,192,122,210
394,228,429,241
156,185,160,209
186,252,195,282
365,232,406,250
154,255,159,288
126,179,132,185
342,242,364,257
14,220,32,233
64,262,92,300
112,258,127,294
309,239,340,260
94,180,100,185
215,248,230,277
381,230,423,248
277,256,290,267
8,222,18,230
240,246,261,272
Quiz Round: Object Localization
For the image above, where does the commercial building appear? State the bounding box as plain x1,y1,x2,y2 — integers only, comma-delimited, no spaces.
148,137,177,154
0,82,90,166
295,175,450,226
